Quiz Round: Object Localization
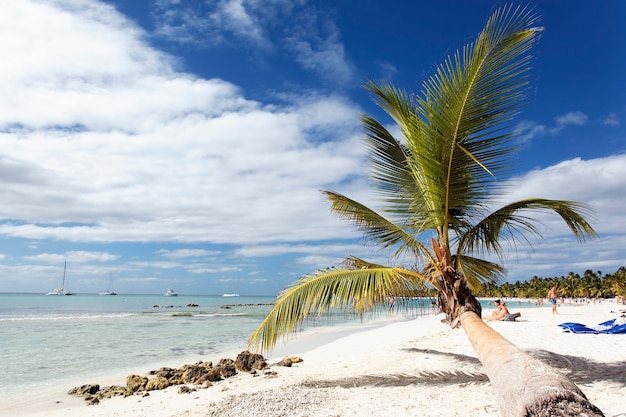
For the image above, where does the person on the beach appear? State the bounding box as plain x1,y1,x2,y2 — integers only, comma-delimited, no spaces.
500,302,521,321
548,285,559,314
388,296,395,313
486,300,521,321
486,299,505,320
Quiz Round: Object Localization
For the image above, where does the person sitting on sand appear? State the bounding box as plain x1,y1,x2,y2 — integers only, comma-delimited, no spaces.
486,299,505,320
486,300,521,321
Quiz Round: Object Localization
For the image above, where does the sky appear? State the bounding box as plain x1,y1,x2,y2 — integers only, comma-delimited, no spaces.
1,0,625,296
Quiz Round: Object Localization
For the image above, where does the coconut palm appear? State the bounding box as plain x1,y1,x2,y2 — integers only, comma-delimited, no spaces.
249,5,602,416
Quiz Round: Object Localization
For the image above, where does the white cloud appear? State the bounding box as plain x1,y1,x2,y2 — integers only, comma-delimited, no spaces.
2,1,624,294
554,111,588,127
550,111,588,134
0,0,365,249
283,11,354,85
375,61,399,81
23,251,118,264
603,112,620,126
493,154,626,280
516,111,590,142
150,0,353,84
157,249,221,259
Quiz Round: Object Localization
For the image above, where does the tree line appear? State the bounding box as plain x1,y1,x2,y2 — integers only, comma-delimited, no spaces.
475,267,626,300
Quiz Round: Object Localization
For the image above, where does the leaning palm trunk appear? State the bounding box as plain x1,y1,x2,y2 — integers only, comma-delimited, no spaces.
461,312,604,417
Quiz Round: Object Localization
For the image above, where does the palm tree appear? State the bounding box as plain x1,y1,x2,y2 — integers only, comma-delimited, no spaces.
249,5,602,416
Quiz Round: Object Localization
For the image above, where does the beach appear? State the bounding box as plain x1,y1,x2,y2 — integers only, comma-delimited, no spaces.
4,300,625,417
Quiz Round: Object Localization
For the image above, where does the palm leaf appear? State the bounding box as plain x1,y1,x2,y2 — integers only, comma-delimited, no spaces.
415,6,543,243
361,83,439,232
248,266,428,352
457,198,598,260
455,255,507,291
322,190,433,262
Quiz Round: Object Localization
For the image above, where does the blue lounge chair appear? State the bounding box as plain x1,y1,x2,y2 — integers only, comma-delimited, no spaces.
597,318,617,327
563,324,598,334
558,318,616,331
558,322,582,328
600,323,626,334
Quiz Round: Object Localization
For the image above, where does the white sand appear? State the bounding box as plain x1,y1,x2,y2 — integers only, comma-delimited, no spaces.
4,301,625,417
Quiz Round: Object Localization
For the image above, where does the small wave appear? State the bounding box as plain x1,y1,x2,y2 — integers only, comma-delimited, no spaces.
195,312,248,317
0,312,135,322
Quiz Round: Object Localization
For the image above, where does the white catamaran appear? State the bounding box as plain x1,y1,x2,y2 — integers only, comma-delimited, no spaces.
46,259,73,295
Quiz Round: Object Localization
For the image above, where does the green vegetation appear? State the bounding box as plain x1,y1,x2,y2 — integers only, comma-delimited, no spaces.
404,267,626,300
478,267,626,299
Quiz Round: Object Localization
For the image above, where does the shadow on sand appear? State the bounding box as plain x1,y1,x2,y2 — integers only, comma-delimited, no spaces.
301,347,626,389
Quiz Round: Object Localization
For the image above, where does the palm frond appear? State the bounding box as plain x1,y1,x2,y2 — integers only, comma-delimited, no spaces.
361,115,415,200
322,190,433,261
362,81,419,137
458,198,598,260
361,83,440,231
248,266,428,352
414,6,543,242
455,255,507,292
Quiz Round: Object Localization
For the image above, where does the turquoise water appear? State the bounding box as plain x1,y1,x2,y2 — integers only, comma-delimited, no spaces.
0,293,277,403
0,293,533,404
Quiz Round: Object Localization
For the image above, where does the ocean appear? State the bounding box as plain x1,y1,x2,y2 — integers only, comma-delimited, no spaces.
0,293,279,404
0,293,535,405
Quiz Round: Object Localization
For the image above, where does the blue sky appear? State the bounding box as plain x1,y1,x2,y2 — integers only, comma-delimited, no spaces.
1,0,625,296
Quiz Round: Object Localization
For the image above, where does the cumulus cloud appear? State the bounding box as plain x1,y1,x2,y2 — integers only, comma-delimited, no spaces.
150,0,353,84
0,1,365,249
516,111,589,142
283,9,354,84
24,251,118,263
493,154,626,280
1,1,624,294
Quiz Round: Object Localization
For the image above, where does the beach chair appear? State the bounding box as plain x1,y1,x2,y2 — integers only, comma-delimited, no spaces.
600,323,626,334
558,318,616,331
558,322,582,328
562,324,598,334
597,318,617,327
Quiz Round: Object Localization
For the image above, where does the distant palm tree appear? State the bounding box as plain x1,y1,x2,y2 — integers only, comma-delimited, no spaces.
250,5,601,416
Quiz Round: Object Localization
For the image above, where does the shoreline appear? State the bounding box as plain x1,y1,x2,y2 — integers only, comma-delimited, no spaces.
3,301,625,417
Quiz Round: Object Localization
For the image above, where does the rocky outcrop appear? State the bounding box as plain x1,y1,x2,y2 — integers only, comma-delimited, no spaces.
235,351,269,372
126,375,148,392
68,351,287,405
276,355,303,367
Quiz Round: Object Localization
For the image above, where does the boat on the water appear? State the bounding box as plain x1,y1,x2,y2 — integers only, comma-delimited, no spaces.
99,273,117,295
222,293,240,297
164,289,178,296
46,259,73,295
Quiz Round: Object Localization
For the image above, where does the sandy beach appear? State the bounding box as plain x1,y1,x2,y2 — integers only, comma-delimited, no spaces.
5,300,626,417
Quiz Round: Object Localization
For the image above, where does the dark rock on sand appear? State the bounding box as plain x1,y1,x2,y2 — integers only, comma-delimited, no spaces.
69,351,278,405
178,386,197,394
126,375,148,392
276,355,304,367
235,350,269,372
146,376,170,391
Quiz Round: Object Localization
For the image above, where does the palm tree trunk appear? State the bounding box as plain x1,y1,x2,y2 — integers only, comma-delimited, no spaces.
459,311,604,417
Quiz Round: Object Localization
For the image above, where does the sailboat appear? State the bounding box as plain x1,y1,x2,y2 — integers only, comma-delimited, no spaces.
46,259,73,295
99,273,117,295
